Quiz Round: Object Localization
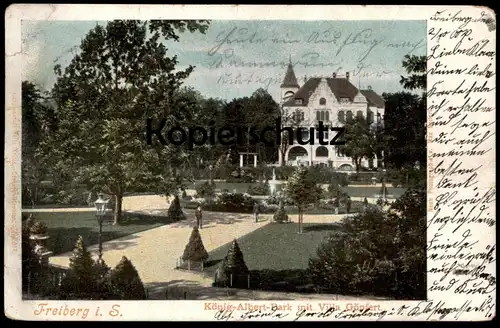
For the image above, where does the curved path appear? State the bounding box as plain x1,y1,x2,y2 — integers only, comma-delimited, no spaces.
49,212,273,286
48,209,378,300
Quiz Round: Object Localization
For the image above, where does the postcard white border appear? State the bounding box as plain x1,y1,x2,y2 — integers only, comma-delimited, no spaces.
5,4,496,321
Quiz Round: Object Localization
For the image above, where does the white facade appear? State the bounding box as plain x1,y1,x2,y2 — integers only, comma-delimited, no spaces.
278,66,385,171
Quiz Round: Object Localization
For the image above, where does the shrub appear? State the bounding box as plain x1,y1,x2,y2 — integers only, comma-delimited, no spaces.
274,166,295,180
204,192,254,213
195,181,216,198
247,181,270,196
182,227,209,263
109,256,146,300
214,239,249,288
308,190,426,299
60,236,98,297
273,204,289,223
262,203,278,214
22,222,41,292
29,220,48,235
167,195,185,221
266,193,294,206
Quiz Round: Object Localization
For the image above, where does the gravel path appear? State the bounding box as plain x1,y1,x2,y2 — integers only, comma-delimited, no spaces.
49,212,273,286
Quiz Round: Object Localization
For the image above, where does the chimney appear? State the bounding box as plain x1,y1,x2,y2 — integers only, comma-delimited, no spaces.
332,72,337,78
346,72,350,80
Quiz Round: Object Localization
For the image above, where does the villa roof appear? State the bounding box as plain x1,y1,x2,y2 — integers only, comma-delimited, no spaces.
280,63,300,88
283,76,385,108
360,89,385,108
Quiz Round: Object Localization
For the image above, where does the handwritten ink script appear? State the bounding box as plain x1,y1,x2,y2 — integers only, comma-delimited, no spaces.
427,8,496,321
209,299,495,321
205,25,425,89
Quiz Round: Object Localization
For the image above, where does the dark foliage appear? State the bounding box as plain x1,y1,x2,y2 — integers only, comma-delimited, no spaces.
109,256,146,300
308,189,426,299
213,239,249,288
182,227,209,263
273,204,289,223
167,195,185,221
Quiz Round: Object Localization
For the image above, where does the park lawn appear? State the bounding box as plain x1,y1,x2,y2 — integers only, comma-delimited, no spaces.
204,222,340,273
199,222,342,293
23,211,181,255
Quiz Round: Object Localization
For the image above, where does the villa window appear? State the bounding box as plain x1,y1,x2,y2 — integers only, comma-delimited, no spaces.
294,111,304,122
319,97,326,105
367,110,374,124
338,111,345,123
357,110,363,119
295,99,303,105
316,110,329,122
346,111,353,123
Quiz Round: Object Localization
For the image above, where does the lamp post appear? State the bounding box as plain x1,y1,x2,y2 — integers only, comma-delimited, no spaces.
94,193,109,264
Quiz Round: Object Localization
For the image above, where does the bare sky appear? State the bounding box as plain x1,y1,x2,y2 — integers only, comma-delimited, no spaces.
22,20,426,101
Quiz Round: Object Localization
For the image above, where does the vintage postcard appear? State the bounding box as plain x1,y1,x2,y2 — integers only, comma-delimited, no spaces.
5,4,496,321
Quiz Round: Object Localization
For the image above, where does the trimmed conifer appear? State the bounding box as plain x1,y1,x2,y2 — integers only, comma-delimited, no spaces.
222,239,249,275
109,256,146,300
182,227,209,263
69,236,95,280
215,239,249,288
167,195,185,221
60,235,97,297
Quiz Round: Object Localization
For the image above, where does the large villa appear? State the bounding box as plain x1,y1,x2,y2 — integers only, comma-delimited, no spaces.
278,60,386,171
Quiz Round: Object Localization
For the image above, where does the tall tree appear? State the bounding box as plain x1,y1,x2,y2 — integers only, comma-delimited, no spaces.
245,88,281,164
40,20,210,225
22,81,55,207
381,55,426,177
284,167,322,234
399,55,426,91
381,92,426,170
341,116,375,173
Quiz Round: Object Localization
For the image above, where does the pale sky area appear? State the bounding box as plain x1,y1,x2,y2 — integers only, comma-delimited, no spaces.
22,20,426,102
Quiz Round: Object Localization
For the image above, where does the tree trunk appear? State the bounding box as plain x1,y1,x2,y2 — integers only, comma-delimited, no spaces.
355,158,361,174
113,193,123,225
298,207,303,234
280,147,286,167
